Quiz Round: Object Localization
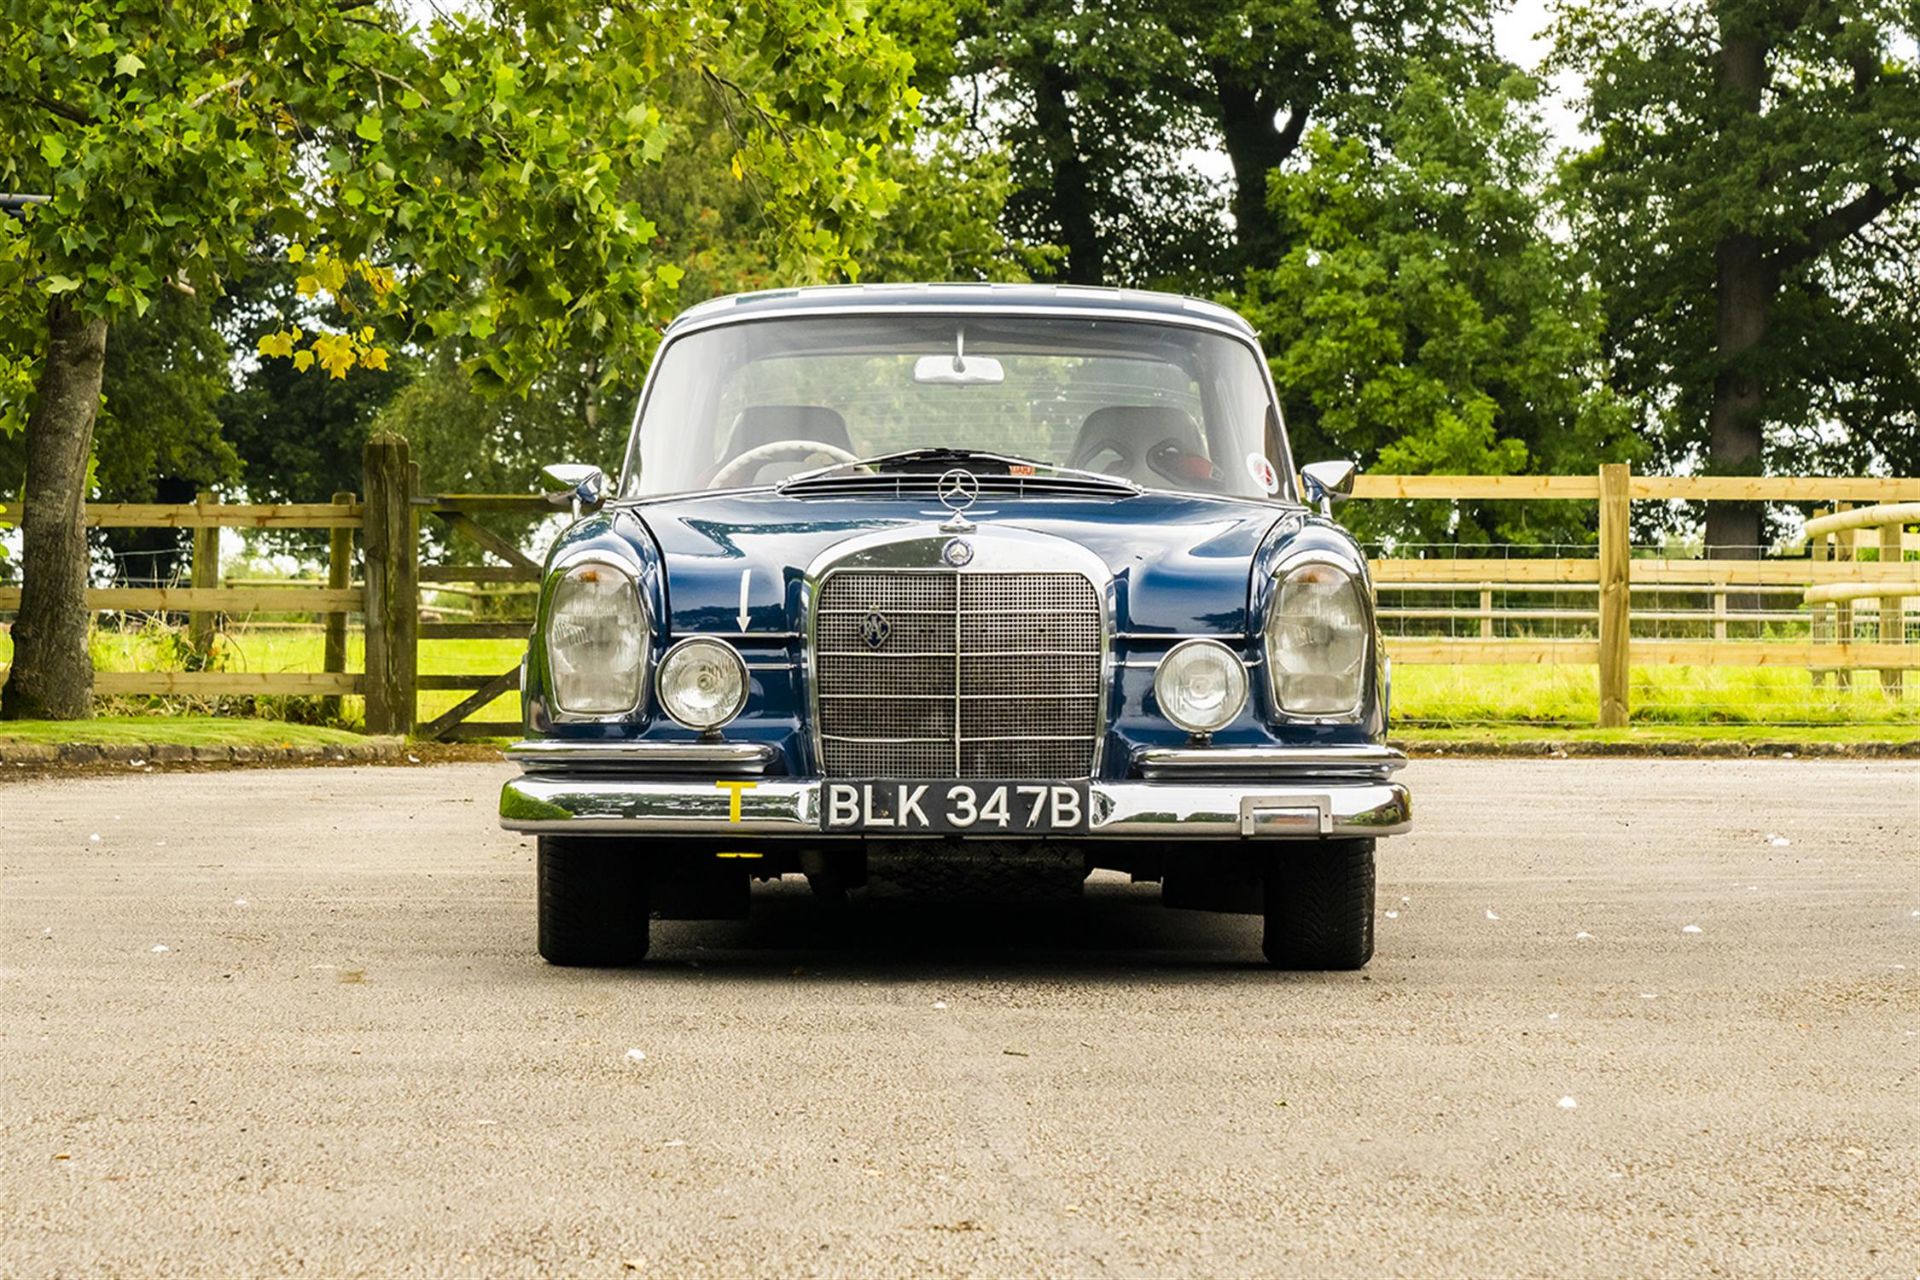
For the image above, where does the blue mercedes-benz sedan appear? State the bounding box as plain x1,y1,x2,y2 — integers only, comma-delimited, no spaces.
500,283,1410,968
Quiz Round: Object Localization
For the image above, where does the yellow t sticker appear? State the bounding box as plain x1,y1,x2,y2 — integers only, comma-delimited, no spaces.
716,779,758,822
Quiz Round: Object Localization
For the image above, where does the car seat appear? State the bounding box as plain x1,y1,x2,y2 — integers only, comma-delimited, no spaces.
1068,405,1210,485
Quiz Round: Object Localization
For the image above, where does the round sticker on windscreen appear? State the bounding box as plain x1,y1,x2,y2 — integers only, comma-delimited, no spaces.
1246,452,1279,496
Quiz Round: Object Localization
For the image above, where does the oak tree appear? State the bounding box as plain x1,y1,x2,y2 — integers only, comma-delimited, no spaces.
944,0,1494,288
1555,0,1920,553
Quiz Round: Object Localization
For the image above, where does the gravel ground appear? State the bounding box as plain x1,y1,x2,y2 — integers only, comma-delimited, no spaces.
4,759,1917,1278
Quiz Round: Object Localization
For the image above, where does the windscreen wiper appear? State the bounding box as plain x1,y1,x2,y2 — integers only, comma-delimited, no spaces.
800,447,1139,491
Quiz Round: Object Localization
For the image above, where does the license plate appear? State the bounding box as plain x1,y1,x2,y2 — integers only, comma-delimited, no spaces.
820,781,1090,834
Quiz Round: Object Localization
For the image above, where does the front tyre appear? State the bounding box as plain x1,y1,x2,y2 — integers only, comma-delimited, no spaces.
1262,839,1375,970
537,836,650,966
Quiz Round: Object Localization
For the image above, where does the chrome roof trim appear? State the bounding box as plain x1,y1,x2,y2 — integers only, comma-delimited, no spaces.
668,283,1256,336
661,299,1261,346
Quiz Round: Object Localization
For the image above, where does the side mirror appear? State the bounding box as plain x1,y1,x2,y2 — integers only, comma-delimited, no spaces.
540,463,606,515
1299,459,1357,515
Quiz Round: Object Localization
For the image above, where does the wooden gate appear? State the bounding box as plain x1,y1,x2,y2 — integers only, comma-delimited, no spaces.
361,433,547,740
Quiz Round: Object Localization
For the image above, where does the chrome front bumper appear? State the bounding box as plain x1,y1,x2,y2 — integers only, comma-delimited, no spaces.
499,742,1411,840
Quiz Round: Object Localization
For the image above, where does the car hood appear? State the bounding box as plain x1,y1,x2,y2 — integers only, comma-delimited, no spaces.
628,488,1296,635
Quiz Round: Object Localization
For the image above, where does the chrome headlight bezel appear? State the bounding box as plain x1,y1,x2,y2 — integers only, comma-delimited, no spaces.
1263,554,1372,721
656,637,749,732
1153,637,1251,736
543,557,650,719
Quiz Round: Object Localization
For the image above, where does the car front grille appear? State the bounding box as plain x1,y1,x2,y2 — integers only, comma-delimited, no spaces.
815,570,1103,779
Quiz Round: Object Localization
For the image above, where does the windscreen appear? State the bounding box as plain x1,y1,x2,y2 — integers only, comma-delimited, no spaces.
620,312,1288,499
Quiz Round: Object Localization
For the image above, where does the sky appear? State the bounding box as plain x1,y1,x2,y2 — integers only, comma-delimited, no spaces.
1496,0,1589,149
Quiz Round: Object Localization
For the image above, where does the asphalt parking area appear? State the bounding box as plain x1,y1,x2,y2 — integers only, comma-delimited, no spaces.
4,759,1917,1276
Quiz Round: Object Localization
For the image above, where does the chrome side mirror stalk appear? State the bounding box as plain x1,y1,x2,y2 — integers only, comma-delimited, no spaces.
540,463,606,517
1299,459,1357,516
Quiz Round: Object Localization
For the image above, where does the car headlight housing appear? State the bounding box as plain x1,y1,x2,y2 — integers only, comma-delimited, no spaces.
1265,561,1369,716
1153,639,1249,735
656,638,748,732
546,561,648,714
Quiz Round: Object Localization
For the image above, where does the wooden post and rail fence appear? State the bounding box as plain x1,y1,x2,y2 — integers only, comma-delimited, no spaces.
1,446,1915,735
1353,466,1920,725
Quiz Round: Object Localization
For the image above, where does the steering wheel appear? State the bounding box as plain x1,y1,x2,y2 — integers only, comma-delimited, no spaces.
709,439,863,489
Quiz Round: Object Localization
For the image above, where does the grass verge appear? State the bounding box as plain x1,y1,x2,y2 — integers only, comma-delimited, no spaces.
0,716,370,748
2,626,525,726
1392,662,1919,727
1396,723,1918,747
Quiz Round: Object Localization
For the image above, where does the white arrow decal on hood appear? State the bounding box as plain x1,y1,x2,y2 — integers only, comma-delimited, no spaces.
737,568,751,631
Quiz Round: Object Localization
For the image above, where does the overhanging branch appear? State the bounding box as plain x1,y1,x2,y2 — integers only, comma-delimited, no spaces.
1771,164,1920,273
6,92,94,126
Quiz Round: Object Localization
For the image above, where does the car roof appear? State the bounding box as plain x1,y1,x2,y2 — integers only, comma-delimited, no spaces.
666,282,1258,339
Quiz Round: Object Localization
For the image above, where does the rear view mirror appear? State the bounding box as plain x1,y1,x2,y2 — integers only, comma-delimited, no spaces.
541,462,606,513
913,354,1005,386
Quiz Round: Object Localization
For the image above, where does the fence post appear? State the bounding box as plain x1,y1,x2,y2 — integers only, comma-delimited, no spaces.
1835,505,1854,691
323,490,354,720
1809,508,1829,688
1597,462,1631,728
188,490,219,657
408,460,423,731
1881,520,1905,697
362,435,417,735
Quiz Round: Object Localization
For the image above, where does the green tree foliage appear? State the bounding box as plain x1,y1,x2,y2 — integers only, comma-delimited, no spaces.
945,0,1494,289
0,0,928,717
0,288,236,585
1241,64,1637,545
227,22,1029,535
0,288,234,499
375,348,617,564
217,254,412,515
1553,0,1920,551
357,42,1033,543
90,292,235,504
357,53,1034,559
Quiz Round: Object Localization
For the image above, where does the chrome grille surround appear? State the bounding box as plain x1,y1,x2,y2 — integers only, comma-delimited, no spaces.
806,528,1110,780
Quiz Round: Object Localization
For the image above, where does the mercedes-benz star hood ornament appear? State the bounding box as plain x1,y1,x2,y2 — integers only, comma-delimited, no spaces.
937,467,979,532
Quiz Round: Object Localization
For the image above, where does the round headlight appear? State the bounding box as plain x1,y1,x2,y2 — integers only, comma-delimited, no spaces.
1266,560,1369,715
657,638,748,731
546,561,647,714
1153,639,1249,735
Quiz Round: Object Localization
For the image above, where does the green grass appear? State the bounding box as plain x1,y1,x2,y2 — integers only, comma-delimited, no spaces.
0,624,526,727
200,629,528,724
1396,722,1918,747
1393,662,1919,727
0,715,373,747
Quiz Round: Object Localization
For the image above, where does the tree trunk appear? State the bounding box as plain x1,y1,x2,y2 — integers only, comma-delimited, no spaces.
1703,230,1773,556
2,297,108,720
1031,49,1104,285
1212,63,1307,276
1703,30,1770,559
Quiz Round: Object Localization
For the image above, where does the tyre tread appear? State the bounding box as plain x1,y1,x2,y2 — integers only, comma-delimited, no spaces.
537,836,649,966
1262,839,1375,970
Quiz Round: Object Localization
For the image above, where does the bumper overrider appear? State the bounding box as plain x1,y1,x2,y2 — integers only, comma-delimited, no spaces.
499,741,1411,840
